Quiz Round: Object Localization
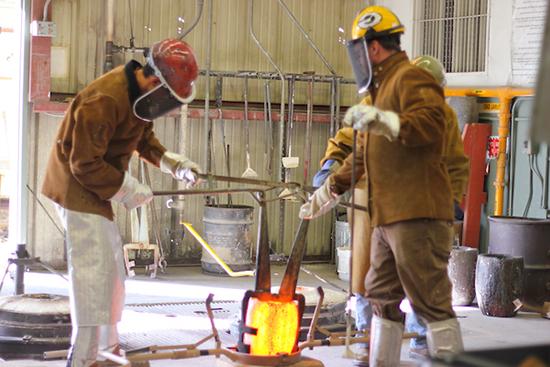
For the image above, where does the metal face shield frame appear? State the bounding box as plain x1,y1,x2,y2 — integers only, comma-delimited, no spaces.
346,37,373,94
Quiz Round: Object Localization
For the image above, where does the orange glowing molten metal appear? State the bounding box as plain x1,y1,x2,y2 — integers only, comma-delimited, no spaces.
243,297,300,356
238,219,309,357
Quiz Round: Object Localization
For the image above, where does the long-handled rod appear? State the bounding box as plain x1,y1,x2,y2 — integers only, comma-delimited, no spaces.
197,173,301,190
344,130,358,358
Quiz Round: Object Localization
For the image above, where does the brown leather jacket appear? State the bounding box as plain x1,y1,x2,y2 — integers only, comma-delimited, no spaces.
42,61,167,220
322,103,468,204
330,52,454,226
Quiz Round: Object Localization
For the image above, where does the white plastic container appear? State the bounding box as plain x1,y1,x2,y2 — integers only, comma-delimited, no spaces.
336,247,351,281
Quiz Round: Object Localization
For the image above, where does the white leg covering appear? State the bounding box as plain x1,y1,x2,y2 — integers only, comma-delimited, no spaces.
68,326,99,367
97,324,120,359
55,205,126,367
369,315,403,367
427,318,464,358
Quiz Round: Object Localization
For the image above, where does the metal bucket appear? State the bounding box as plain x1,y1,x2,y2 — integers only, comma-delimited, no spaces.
488,216,550,306
201,205,254,275
447,96,479,132
448,246,478,306
475,254,524,317
0,293,71,359
334,219,350,249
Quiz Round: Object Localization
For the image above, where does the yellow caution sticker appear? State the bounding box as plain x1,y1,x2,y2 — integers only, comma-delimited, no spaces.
480,102,501,113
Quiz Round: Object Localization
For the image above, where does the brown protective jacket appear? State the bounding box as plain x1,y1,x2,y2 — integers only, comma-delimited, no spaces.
323,104,468,203
330,51,454,228
42,61,167,220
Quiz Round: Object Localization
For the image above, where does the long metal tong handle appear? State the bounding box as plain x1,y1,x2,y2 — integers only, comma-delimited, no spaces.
255,192,271,293
279,219,310,299
243,73,252,170
197,173,301,190
344,130,359,357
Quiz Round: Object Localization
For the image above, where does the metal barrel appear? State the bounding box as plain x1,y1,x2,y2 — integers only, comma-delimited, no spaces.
0,293,71,359
334,219,350,249
475,254,524,317
447,96,479,132
488,216,550,306
334,218,350,280
201,205,254,275
448,246,478,306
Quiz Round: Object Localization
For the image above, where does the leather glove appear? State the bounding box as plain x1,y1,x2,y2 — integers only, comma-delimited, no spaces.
160,151,202,187
343,104,400,141
312,160,341,187
299,180,340,220
110,171,153,210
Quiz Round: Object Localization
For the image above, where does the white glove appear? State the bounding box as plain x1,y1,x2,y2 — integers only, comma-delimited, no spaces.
343,104,400,141
299,180,340,220
110,171,153,210
160,151,202,187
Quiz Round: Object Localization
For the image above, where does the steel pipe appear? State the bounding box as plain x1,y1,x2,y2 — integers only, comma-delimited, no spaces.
198,69,351,84
178,0,205,39
277,0,337,75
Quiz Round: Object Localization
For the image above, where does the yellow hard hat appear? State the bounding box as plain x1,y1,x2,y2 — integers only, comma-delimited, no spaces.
412,55,447,86
351,5,405,41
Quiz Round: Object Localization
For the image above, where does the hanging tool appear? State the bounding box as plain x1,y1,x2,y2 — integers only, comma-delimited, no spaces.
303,71,315,185
226,145,233,206
182,222,255,277
143,162,168,271
241,72,259,178
215,77,227,175
329,77,338,138
263,80,274,177
279,76,300,201
282,75,299,170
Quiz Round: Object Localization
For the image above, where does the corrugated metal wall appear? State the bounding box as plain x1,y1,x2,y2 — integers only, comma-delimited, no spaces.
30,0,370,267
50,0,362,102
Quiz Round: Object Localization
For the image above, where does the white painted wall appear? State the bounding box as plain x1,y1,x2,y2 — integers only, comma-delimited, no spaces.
379,0,415,57
380,0,540,88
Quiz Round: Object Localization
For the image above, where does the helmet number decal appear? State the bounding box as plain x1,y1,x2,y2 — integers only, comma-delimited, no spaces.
358,12,382,29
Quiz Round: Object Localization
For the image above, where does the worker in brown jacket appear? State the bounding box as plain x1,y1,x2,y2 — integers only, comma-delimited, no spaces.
301,6,463,365
312,55,469,363
42,39,201,367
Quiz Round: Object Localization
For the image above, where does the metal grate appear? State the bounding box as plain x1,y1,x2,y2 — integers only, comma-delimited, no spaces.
126,300,241,319
414,0,489,73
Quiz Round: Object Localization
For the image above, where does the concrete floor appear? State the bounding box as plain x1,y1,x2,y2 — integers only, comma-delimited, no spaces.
0,263,549,366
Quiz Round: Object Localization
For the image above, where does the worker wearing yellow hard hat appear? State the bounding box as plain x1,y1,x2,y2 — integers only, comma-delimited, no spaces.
301,5,464,365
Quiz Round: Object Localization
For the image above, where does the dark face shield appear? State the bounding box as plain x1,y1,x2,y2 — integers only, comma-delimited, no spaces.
346,37,373,94
133,84,182,121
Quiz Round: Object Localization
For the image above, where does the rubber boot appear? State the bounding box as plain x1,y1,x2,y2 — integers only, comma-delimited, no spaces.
427,318,464,358
369,315,403,367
